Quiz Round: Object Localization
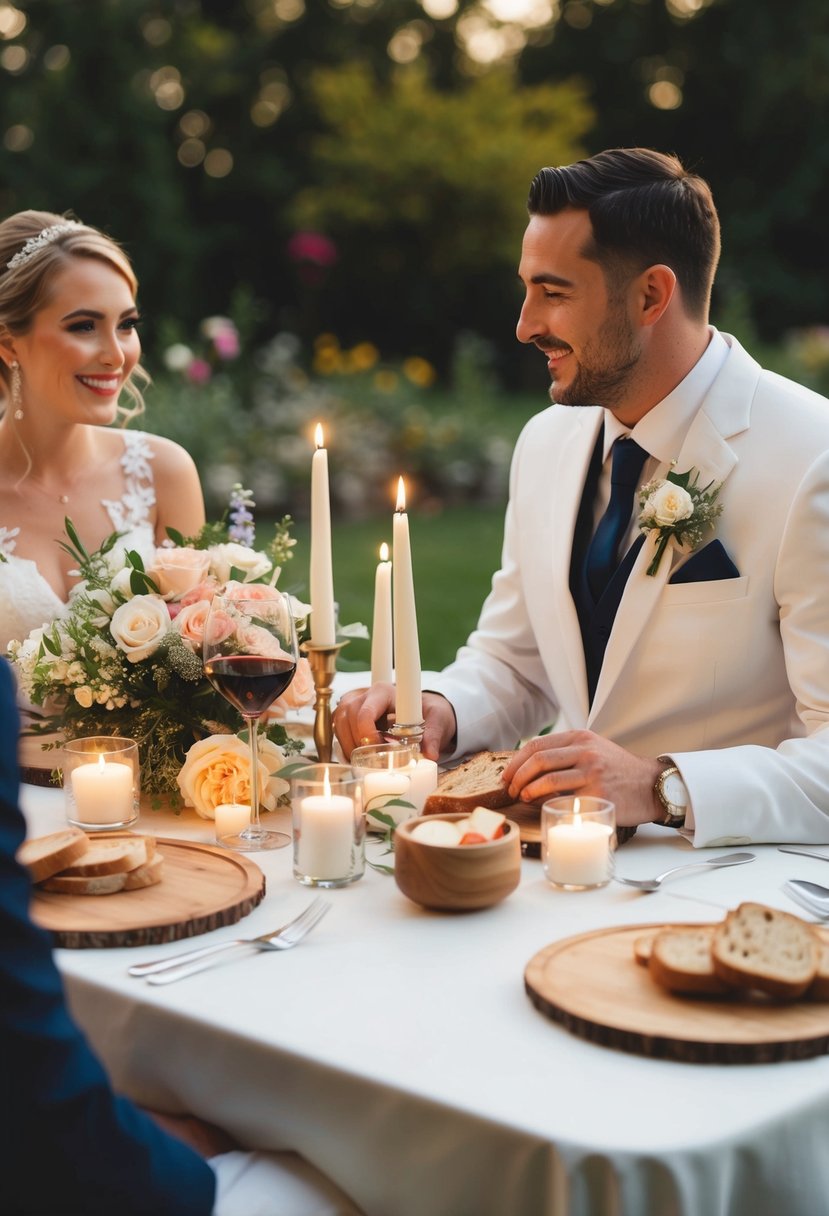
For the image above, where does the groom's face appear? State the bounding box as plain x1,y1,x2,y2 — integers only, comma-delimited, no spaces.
516,209,642,416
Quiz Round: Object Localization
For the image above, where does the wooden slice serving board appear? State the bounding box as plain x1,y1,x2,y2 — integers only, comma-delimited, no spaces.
525,923,829,1064
31,838,266,949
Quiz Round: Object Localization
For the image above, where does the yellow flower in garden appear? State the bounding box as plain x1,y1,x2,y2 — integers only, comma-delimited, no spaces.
314,332,340,351
313,346,343,375
349,342,380,371
402,356,436,387
374,369,399,392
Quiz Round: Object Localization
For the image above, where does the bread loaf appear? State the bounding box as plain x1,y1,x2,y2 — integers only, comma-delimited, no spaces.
123,852,165,890
17,827,89,884
648,926,729,996
59,835,155,877
424,751,514,816
711,902,820,1000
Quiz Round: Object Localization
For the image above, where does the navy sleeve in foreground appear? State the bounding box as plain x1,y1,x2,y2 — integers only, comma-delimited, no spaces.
0,659,216,1216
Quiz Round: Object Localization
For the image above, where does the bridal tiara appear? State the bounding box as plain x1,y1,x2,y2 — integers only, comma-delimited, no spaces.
6,221,83,272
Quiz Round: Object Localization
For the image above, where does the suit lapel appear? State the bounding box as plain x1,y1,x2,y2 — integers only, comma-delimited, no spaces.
588,337,756,725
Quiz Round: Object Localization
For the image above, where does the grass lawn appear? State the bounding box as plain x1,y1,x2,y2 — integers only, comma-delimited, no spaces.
290,501,508,673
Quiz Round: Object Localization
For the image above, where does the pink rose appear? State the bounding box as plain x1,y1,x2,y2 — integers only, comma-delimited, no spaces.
174,599,212,650
149,548,212,600
203,608,236,648
273,656,314,711
224,581,281,602
179,577,219,609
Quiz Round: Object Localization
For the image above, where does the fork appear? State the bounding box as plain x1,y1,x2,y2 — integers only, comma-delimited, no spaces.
613,851,756,892
128,898,331,984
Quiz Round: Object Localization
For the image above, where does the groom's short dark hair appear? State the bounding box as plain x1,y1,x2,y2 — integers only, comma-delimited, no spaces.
527,148,720,320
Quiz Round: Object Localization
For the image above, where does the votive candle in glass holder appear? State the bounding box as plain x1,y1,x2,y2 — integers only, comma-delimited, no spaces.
541,796,615,890
64,736,139,831
351,741,417,830
214,802,251,845
291,763,365,888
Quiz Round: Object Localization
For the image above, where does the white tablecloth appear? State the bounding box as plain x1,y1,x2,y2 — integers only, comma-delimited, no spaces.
19,781,829,1216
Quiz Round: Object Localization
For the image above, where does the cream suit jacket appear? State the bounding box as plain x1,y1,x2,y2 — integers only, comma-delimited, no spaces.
430,335,829,845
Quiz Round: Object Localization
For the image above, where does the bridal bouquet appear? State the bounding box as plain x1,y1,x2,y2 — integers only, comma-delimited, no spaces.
9,487,314,802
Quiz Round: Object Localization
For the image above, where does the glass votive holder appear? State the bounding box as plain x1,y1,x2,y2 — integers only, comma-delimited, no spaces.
541,796,616,891
214,802,251,846
63,736,140,831
350,741,417,830
291,763,365,888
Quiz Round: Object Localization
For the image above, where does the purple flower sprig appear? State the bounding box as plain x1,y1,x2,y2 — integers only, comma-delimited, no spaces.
228,484,256,547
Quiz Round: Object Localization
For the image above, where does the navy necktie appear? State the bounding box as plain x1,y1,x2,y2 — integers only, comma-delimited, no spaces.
585,437,649,601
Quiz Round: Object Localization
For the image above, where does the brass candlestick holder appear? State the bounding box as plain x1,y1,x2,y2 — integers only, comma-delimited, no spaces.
301,640,349,763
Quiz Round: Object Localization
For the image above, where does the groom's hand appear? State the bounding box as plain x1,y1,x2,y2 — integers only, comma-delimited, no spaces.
333,684,456,761
501,730,664,826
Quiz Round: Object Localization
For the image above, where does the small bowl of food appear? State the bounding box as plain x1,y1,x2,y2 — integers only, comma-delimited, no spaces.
393,808,521,911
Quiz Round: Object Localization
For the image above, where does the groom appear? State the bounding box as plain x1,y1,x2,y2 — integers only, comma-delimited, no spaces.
335,147,829,846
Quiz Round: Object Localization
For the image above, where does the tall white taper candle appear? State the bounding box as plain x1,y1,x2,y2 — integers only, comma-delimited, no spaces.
371,542,393,684
310,423,336,646
392,477,422,725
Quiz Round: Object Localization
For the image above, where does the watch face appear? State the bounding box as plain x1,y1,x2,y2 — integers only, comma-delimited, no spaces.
662,772,689,811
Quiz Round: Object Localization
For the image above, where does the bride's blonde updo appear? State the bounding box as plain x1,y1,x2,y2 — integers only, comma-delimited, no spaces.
0,209,149,421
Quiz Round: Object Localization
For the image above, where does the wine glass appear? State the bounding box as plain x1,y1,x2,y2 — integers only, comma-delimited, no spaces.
203,591,298,851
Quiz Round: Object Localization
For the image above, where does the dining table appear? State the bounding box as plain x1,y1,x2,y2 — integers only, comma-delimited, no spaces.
18,741,829,1216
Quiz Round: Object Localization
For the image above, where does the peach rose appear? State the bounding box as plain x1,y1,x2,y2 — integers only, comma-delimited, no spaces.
174,599,212,650
179,577,220,609
149,548,212,599
273,656,314,712
176,733,288,819
223,580,281,602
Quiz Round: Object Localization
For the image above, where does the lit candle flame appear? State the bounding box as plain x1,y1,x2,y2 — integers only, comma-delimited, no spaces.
97,754,106,772
314,422,324,450
323,767,331,800
379,541,389,562
574,796,581,825
396,476,406,513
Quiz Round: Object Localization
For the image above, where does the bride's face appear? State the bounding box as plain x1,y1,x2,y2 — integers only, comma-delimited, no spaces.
12,257,141,426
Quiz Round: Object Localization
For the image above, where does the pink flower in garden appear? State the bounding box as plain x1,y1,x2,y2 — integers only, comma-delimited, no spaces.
186,358,212,384
212,327,240,360
287,231,338,267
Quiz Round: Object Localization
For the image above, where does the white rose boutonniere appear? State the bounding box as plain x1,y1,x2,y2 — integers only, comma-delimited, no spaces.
638,465,723,577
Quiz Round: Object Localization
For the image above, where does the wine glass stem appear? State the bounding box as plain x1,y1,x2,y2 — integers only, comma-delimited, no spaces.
245,715,261,831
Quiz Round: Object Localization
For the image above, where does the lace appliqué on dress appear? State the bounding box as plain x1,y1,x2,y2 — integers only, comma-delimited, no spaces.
0,525,20,559
102,431,156,533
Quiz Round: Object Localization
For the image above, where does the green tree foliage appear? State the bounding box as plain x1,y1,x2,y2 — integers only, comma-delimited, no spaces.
290,62,592,368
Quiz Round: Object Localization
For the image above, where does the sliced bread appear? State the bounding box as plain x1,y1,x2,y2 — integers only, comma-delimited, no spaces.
17,827,89,884
424,751,514,816
711,902,820,1000
648,925,729,996
42,849,164,896
58,835,155,878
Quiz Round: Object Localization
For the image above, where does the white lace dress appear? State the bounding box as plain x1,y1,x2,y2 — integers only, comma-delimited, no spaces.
0,430,157,653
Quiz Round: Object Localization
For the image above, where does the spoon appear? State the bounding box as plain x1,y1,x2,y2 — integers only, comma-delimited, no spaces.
783,879,829,920
778,846,829,863
614,851,756,892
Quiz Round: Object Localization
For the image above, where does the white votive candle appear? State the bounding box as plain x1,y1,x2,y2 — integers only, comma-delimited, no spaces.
70,755,133,825
362,766,412,827
214,802,251,840
298,777,355,879
546,819,613,887
405,756,438,813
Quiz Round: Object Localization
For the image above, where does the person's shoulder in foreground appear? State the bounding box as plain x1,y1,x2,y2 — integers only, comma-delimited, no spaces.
0,657,216,1216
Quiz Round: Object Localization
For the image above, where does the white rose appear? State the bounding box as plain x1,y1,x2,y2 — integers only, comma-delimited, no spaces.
208,542,272,584
176,733,288,819
110,567,138,600
110,595,171,662
644,482,694,527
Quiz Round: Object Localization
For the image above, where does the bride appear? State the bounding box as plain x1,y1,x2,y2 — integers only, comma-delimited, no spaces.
0,210,205,653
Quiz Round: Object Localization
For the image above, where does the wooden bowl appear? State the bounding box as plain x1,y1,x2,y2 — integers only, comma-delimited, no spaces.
393,813,522,911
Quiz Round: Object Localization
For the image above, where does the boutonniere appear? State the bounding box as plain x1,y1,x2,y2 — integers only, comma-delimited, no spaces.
638,465,723,577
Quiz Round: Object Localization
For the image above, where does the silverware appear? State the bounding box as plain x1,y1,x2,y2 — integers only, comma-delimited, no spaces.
128,897,331,984
782,879,829,920
778,846,829,863
614,851,756,892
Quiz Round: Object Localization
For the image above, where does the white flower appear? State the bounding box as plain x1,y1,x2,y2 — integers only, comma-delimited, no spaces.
208,542,272,584
164,342,194,371
176,733,288,819
642,481,694,527
110,567,138,600
110,595,171,662
73,686,94,708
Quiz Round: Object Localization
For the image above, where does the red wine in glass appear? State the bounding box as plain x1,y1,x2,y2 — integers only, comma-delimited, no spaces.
205,656,297,717
203,593,298,851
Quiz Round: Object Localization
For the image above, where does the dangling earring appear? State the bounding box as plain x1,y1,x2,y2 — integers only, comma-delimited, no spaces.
10,360,23,421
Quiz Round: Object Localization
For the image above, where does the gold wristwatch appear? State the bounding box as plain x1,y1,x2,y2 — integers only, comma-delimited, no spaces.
654,761,689,828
